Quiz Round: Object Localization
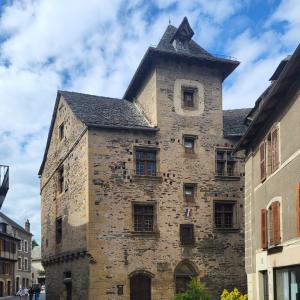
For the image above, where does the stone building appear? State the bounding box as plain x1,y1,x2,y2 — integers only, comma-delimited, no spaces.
236,44,300,300
0,214,18,297
32,246,45,285
39,18,249,300
0,213,33,293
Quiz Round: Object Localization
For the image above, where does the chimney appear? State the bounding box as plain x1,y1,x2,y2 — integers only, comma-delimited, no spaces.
25,219,30,232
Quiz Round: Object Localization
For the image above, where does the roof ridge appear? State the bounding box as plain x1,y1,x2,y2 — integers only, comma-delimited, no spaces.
59,90,125,101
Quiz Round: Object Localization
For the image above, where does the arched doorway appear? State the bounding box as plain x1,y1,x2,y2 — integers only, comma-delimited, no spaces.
130,273,151,300
174,260,198,294
0,281,4,297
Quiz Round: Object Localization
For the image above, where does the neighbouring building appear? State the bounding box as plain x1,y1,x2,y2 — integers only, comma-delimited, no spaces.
40,18,249,300
32,246,45,285
0,215,18,297
236,44,300,300
0,213,33,293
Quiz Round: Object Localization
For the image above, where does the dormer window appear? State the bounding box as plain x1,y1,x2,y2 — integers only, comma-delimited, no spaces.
175,39,187,51
171,17,194,52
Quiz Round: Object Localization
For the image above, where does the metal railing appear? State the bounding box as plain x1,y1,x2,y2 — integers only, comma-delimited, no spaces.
0,165,9,209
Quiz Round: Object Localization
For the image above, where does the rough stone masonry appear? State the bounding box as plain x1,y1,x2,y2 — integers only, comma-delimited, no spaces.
39,17,249,300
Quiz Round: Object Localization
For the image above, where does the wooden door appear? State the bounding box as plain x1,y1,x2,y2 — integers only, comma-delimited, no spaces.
130,274,151,300
175,276,190,294
0,281,3,297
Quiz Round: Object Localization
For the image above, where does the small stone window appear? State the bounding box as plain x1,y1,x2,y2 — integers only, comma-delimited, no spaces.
183,136,196,154
133,204,155,232
58,165,64,193
180,224,194,245
216,148,237,177
214,202,235,229
183,89,195,108
59,122,64,140
184,184,196,202
135,149,157,176
56,217,62,244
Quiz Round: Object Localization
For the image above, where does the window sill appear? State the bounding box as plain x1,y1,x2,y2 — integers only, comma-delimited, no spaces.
181,242,195,247
214,228,240,233
267,245,283,255
132,175,163,182
130,231,160,238
215,175,240,181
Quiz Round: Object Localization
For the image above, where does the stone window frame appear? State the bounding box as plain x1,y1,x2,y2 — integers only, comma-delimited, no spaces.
133,146,161,179
18,240,22,251
23,240,28,253
55,217,62,244
215,147,240,180
213,199,239,232
181,86,199,111
58,122,65,141
180,224,195,246
57,165,65,194
131,201,159,235
17,256,22,270
24,257,28,271
183,183,197,203
183,134,197,155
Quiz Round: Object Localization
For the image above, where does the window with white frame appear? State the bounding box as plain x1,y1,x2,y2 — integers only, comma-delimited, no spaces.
24,240,28,252
24,258,28,270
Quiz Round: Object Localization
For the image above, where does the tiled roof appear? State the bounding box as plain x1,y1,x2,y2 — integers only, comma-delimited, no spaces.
59,91,154,130
0,212,32,236
223,108,252,137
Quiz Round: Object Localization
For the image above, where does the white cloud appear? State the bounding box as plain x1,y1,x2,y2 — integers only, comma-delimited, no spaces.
0,0,299,242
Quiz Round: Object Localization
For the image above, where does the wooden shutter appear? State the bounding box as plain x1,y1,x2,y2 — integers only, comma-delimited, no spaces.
261,209,268,249
296,183,300,237
272,201,281,245
260,143,266,181
271,129,279,172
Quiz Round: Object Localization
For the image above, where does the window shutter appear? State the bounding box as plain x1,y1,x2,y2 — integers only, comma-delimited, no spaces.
296,183,300,237
271,129,279,172
260,143,266,181
272,201,281,245
261,209,268,249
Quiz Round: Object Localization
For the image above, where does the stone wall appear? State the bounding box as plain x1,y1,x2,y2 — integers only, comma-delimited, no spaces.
87,59,246,299
41,96,89,299
45,256,89,300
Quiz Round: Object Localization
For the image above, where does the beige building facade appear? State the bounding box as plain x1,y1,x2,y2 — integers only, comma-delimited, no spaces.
237,44,300,300
40,18,248,300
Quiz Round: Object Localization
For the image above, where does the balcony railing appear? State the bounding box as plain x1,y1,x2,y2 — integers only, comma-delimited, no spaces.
0,165,9,209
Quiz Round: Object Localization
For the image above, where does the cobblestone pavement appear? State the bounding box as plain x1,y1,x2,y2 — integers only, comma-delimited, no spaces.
0,294,45,300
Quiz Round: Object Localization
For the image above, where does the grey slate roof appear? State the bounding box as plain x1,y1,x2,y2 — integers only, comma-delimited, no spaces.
59,91,154,130
157,24,213,59
223,108,252,137
0,212,32,236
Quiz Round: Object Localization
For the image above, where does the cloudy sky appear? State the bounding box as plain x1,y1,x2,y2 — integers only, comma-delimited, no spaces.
0,0,299,242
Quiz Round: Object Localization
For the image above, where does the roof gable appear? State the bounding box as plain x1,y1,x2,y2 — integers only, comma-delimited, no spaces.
170,16,194,42
0,212,32,236
38,91,157,175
